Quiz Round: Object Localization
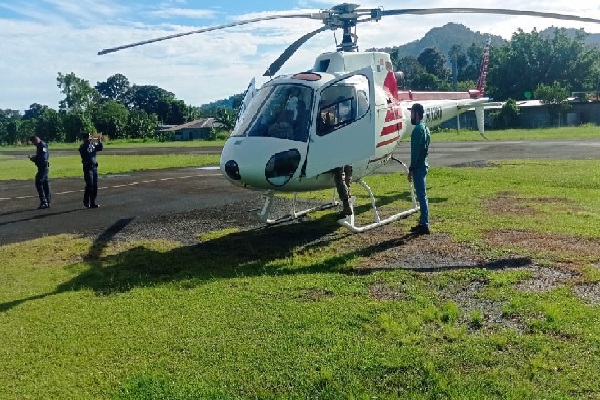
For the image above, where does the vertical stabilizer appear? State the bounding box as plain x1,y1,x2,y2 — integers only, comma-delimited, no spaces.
475,105,487,139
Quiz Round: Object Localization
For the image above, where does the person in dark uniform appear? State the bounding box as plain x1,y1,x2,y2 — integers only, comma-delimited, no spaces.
28,135,51,209
79,133,103,208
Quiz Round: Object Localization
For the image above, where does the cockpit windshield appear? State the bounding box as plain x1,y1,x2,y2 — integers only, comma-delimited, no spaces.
232,84,313,142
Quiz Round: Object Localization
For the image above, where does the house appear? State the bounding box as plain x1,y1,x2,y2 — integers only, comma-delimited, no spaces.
161,118,224,140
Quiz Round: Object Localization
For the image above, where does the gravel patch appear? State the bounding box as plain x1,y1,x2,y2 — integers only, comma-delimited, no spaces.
484,194,579,216
572,282,600,305
515,266,577,293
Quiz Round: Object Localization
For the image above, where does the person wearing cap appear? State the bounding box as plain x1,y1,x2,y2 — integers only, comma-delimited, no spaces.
79,133,104,208
408,103,430,235
28,135,52,209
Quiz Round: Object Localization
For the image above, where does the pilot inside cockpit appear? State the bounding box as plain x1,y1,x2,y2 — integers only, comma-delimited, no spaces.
246,84,313,141
267,106,295,140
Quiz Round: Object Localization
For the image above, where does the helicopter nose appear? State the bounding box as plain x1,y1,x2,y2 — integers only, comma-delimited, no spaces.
265,149,301,187
224,160,241,180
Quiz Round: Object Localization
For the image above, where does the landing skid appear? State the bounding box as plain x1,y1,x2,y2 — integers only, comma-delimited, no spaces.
254,191,339,225
251,158,419,231
337,157,419,233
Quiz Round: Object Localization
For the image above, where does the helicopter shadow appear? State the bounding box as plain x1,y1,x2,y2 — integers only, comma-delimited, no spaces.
0,214,350,312
0,194,455,313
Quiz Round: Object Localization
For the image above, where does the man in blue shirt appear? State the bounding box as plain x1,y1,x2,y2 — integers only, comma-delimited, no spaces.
79,133,104,208
408,103,430,235
28,136,51,209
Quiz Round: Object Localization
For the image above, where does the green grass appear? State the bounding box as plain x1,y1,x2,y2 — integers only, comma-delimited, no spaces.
1,159,599,399
0,138,226,151
410,124,600,142
0,154,220,180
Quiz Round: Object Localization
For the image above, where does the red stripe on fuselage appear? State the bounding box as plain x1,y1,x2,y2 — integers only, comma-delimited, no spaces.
376,136,399,148
381,122,401,136
385,108,402,121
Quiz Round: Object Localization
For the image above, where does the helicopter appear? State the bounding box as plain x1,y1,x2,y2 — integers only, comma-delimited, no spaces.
99,4,600,233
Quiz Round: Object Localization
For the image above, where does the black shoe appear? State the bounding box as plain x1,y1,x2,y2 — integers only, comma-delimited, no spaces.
37,203,49,209
83,202,90,208
89,204,99,208
341,200,353,216
411,224,430,235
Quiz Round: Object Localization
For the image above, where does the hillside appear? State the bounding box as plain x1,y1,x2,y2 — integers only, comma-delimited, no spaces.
369,23,505,60
370,22,600,60
539,26,600,47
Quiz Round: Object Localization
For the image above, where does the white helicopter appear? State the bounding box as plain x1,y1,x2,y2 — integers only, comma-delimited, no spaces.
99,4,600,232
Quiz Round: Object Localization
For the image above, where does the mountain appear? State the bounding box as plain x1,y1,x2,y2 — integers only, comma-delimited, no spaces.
369,23,506,61
370,22,600,61
539,26,600,47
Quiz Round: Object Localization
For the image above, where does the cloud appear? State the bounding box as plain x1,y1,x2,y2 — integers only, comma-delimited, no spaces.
147,8,219,20
1,0,600,112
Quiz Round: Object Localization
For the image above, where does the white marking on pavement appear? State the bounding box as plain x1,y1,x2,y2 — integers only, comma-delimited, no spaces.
1,172,221,202
56,190,83,194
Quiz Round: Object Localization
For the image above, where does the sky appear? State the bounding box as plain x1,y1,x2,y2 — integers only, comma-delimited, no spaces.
1,0,600,112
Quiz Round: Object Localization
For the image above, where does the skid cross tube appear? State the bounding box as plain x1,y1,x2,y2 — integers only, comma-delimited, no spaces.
338,157,419,233
254,190,339,225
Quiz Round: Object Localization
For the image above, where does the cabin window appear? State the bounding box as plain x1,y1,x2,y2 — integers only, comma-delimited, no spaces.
316,75,370,136
241,84,313,142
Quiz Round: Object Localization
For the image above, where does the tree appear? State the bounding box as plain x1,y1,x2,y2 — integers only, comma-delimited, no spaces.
534,81,571,125
410,72,452,91
57,72,100,113
463,42,485,82
23,103,49,120
156,98,187,125
92,100,130,138
487,28,600,100
95,73,131,104
36,108,65,142
0,109,21,145
390,55,425,88
491,98,520,129
126,109,159,139
5,120,20,145
128,85,175,116
417,47,449,79
214,107,238,131
62,111,94,142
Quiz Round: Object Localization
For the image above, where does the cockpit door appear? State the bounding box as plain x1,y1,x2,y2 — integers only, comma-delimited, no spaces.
304,67,375,177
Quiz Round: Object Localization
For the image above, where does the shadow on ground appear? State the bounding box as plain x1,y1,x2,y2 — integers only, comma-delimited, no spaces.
0,193,520,312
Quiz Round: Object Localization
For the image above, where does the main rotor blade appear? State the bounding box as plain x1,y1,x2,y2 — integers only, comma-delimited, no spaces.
263,25,330,77
98,13,317,55
381,8,600,24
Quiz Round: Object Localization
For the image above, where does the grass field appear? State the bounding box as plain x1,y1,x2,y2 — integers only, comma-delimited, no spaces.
2,125,600,181
0,138,226,151
1,158,599,399
0,154,220,180
411,124,600,141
